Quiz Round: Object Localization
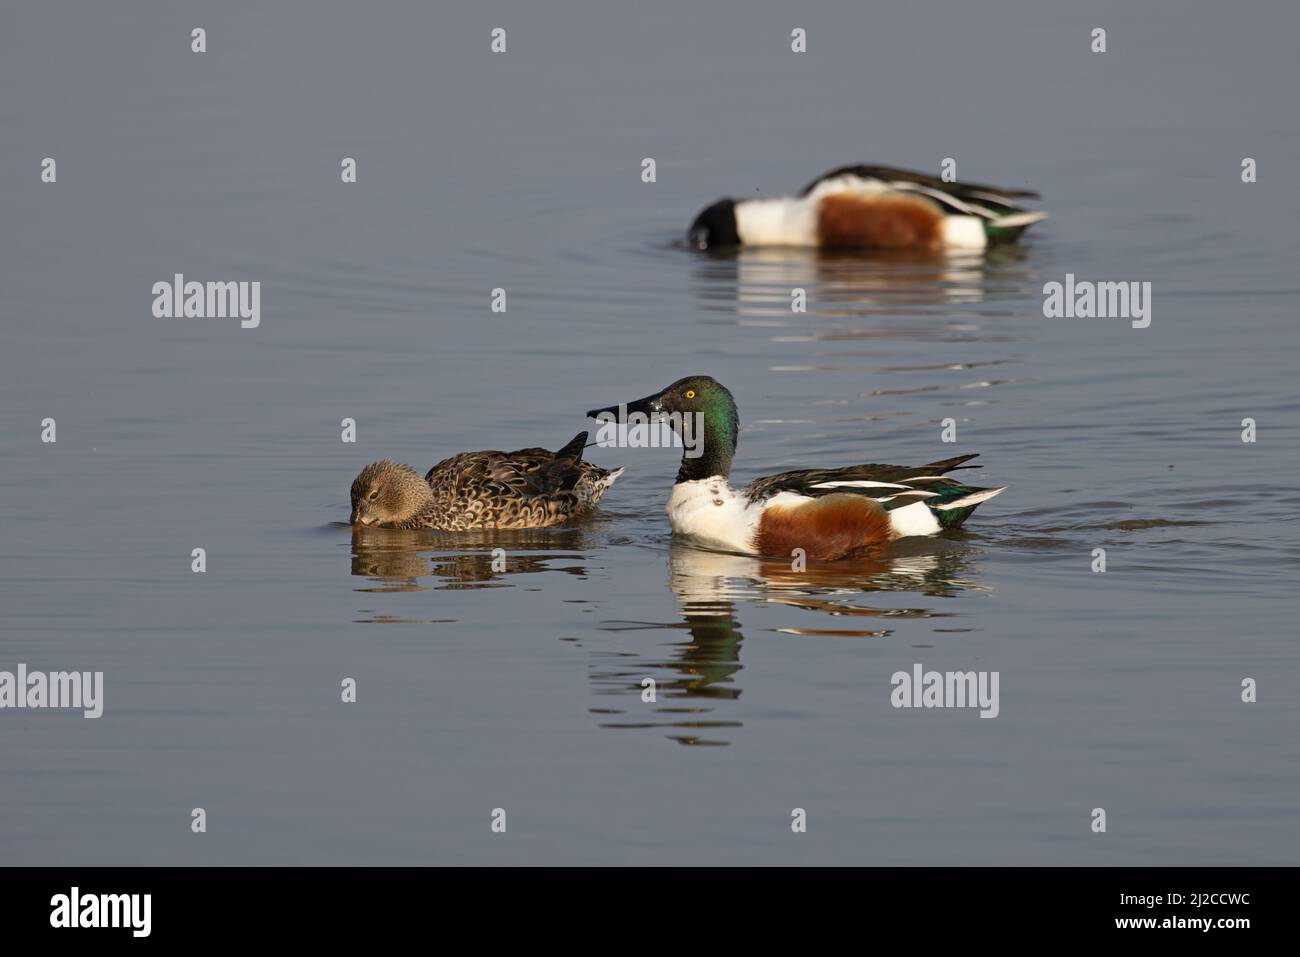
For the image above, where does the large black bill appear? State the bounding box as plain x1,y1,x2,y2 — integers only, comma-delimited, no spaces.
586,392,663,420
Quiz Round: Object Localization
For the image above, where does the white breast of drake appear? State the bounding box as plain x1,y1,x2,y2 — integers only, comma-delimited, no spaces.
665,479,763,555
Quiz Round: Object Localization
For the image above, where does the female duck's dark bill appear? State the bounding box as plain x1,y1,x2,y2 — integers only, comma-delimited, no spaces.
586,393,664,420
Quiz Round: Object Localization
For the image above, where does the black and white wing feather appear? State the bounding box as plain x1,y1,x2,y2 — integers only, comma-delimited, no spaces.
800,164,1041,222
743,454,984,511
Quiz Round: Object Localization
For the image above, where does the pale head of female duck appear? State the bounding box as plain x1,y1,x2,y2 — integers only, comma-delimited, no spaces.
587,374,740,484
350,460,433,528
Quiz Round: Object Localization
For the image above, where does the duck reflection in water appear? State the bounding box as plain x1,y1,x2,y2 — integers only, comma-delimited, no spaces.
595,539,975,745
692,245,1036,320
349,525,593,593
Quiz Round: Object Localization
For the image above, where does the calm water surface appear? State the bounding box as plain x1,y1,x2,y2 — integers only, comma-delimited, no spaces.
1,2,1297,864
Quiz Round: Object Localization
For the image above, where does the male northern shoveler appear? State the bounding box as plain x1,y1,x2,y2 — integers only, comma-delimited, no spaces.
349,432,622,530
688,164,1047,252
586,376,1005,560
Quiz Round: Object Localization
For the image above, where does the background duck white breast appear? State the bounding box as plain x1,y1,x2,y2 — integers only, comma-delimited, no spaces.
733,196,819,246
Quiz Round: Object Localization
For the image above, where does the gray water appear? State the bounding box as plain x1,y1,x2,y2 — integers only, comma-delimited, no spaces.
2,1,1297,865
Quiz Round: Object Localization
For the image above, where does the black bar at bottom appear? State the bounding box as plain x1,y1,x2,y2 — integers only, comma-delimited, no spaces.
0,866,1284,942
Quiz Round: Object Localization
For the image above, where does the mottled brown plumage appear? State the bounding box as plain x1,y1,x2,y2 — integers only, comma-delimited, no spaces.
350,432,621,530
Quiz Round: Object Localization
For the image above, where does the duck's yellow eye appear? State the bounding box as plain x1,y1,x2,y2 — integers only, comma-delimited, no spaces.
685,390,696,399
